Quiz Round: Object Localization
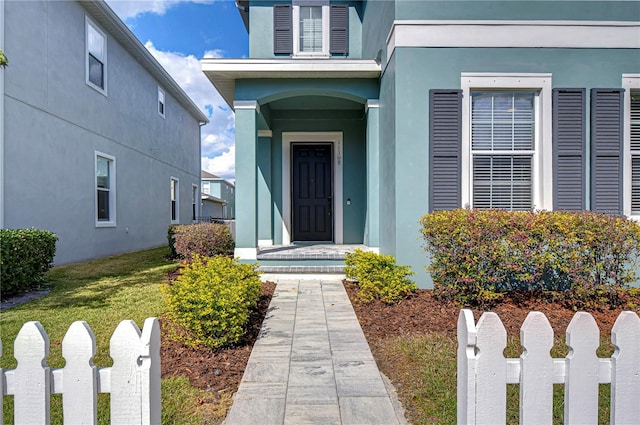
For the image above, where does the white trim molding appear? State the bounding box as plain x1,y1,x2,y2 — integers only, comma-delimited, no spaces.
460,73,553,211
258,239,274,247
235,247,258,260
0,0,5,228
282,132,344,245
202,59,380,108
387,20,640,62
233,100,260,113
365,99,380,112
258,130,273,138
623,74,640,220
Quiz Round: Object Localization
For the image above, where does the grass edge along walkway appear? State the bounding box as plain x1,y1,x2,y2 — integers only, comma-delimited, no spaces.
0,246,217,425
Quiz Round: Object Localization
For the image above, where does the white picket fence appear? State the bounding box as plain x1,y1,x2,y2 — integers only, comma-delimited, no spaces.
0,318,161,424
457,309,640,424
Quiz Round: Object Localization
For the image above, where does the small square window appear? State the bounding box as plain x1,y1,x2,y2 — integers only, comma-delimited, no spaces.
86,18,107,94
158,87,165,117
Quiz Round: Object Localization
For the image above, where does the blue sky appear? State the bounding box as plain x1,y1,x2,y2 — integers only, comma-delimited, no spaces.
105,0,248,181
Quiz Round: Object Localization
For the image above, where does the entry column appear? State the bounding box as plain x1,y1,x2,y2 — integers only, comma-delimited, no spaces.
365,100,380,251
234,101,259,259
258,130,273,246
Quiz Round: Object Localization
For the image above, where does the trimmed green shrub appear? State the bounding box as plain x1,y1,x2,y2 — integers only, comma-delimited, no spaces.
345,249,417,304
172,222,234,260
1,228,57,296
161,255,262,348
420,209,640,307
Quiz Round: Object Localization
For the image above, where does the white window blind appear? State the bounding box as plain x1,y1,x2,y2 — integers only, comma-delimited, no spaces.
471,91,535,210
299,6,323,52
631,91,640,214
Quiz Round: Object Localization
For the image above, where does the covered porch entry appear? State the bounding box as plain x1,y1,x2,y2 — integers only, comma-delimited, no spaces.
202,59,381,263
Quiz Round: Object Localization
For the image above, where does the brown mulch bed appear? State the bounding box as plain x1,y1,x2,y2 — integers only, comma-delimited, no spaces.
160,281,276,393
343,282,635,339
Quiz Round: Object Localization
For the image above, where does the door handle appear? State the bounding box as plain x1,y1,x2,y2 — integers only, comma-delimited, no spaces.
328,195,332,216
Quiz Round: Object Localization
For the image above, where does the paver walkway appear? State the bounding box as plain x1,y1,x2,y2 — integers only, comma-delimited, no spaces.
224,278,406,425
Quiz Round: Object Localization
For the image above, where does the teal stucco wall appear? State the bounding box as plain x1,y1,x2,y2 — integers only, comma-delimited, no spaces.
381,46,640,287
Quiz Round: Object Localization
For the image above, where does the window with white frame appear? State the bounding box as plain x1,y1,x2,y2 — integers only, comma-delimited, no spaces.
624,74,640,218
96,153,116,226
293,1,329,56
192,185,198,221
171,177,179,223
471,91,536,210
86,18,107,93
158,87,165,117
461,74,553,211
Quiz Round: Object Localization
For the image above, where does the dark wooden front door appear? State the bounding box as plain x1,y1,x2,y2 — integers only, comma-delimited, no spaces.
292,143,333,241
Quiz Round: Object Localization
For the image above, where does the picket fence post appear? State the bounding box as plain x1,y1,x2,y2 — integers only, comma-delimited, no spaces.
61,321,98,425
458,309,640,425
14,321,51,424
611,311,640,424
520,312,554,424
1,318,160,424
564,312,600,424
457,309,477,424
110,318,161,425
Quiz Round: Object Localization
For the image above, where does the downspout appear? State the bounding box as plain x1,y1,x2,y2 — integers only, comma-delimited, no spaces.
0,0,6,228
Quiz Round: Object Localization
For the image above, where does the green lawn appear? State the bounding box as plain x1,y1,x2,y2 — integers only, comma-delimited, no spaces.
0,247,211,424
382,332,615,425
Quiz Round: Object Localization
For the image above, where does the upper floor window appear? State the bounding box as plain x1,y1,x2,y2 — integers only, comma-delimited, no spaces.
274,2,348,57
96,152,116,226
86,18,107,94
158,87,166,118
298,5,324,54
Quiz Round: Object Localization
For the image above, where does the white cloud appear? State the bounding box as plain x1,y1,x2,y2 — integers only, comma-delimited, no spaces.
202,146,235,182
143,41,236,179
106,0,214,20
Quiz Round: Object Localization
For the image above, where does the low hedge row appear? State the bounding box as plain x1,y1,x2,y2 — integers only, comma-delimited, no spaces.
1,228,57,296
420,210,640,307
168,222,234,260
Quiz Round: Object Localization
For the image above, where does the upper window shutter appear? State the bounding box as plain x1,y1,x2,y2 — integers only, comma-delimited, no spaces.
591,89,624,214
430,90,462,212
329,5,348,55
274,4,293,55
552,89,585,211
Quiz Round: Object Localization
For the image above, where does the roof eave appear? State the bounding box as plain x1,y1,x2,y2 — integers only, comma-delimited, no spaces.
83,0,209,124
201,59,382,110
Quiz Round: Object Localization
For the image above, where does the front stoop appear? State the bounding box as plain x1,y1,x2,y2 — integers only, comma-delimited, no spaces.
255,244,366,274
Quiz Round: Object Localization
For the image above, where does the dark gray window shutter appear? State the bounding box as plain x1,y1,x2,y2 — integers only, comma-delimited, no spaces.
430,90,462,212
274,5,292,55
591,88,624,214
553,89,585,211
329,5,348,55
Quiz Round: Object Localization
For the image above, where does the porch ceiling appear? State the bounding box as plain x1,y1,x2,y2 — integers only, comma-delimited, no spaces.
201,59,381,109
